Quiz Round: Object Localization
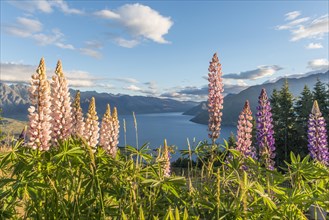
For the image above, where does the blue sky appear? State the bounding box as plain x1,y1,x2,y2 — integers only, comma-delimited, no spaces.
1,0,328,101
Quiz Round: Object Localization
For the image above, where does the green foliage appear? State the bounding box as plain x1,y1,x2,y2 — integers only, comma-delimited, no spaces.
0,109,4,142
227,132,236,149
295,85,313,157
271,80,299,168
1,139,328,219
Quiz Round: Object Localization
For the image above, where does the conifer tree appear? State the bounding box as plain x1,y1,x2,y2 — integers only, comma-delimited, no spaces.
270,80,297,166
295,85,313,156
227,132,236,149
313,78,328,115
313,79,329,143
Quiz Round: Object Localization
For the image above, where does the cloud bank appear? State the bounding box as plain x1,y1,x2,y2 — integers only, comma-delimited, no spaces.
277,11,329,42
223,65,283,79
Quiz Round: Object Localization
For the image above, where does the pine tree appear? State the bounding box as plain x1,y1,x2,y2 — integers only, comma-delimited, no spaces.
313,79,329,143
313,78,328,115
295,85,313,157
270,89,280,126
227,132,236,149
271,80,297,166
270,88,280,159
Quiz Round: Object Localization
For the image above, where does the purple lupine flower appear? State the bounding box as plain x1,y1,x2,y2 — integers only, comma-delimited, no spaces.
236,100,256,159
50,60,72,142
28,58,52,151
256,88,276,170
208,53,224,144
72,91,85,137
308,100,328,165
84,97,99,150
100,104,120,158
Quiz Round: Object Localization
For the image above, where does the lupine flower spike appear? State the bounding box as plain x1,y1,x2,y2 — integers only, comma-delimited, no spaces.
208,53,224,145
100,104,120,157
256,88,276,170
84,97,99,150
163,139,171,177
236,100,256,159
110,107,120,157
28,58,52,150
308,100,328,165
51,60,72,142
72,91,85,137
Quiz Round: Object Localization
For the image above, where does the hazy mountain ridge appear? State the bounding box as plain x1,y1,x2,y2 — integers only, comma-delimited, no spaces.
187,71,329,125
0,83,198,121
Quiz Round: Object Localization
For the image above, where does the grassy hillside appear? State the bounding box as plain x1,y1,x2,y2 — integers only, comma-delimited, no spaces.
1,117,27,137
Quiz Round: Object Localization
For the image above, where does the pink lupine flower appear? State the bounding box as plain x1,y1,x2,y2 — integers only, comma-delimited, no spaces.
50,60,72,142
84,97,99,150
208,53,224,144
100,104,120,157
72,91,85,137
236,100,256,159
308,100,328,165
27,58,52,151
110,107,120,156
163,139,171,177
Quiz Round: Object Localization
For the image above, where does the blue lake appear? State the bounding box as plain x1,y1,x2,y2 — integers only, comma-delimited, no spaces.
118,112,236,159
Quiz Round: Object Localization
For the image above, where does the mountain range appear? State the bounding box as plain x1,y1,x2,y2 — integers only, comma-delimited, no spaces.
184,71,329,125
1,71,328,124
0,83,197,121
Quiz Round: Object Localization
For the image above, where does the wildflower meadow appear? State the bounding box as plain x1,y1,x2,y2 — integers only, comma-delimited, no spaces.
1,54,329,219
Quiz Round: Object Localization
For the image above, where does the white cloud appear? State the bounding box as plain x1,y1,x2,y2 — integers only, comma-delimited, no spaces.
9,0,83,15
114,38,140,48
126,85,142,91
32,29,64,45
94,9,120,19
0,62,35,83
307,59,329,70
95,3,173,47
126,84,158,95
9,0,53,13
16,17,43,32
0,62,114,89
85,41,103,49
223,65,283,79
277,12,329,42
55,42,75,50
305,42,323,49
285,11,301,21
223,79,248,87
4,18,75,51
5,17,42,37
51,0,83,15
79,48,102,59
112,78,140,84
291,15,329,41
276,17,310,30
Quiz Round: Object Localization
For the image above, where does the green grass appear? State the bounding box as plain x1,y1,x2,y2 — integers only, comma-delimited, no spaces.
0,117,26,137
